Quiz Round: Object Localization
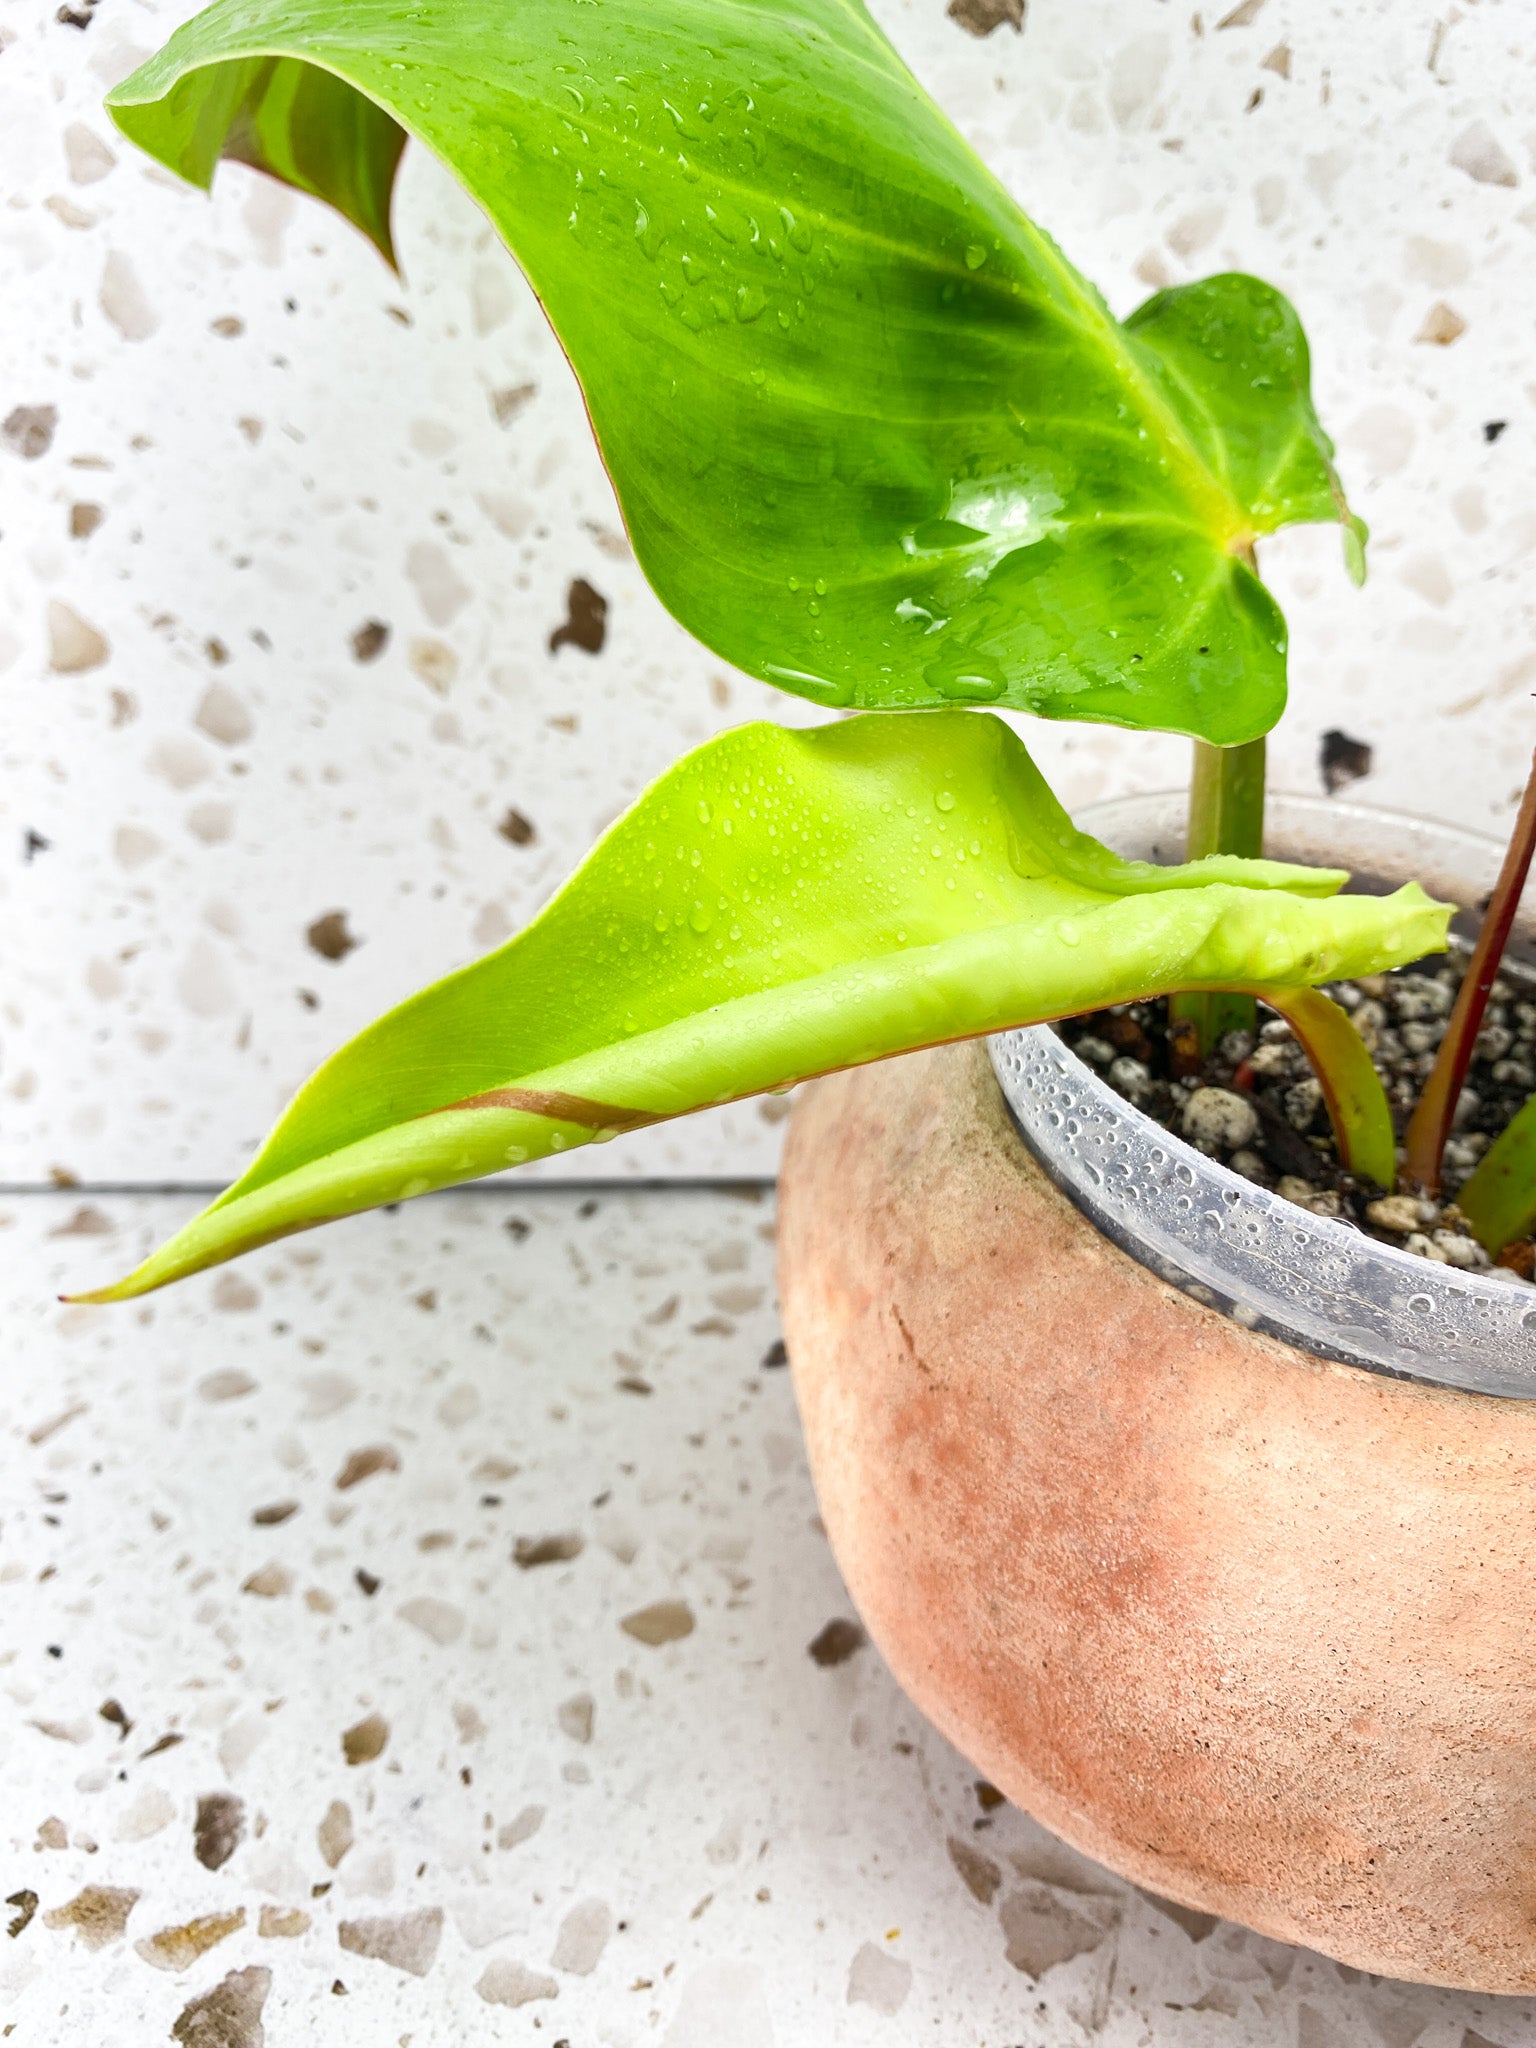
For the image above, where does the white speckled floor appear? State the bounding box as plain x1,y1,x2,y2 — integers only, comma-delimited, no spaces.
4,1187,1535,2045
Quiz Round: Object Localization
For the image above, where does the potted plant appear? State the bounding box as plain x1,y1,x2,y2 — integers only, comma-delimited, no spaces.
79,0,1536,1991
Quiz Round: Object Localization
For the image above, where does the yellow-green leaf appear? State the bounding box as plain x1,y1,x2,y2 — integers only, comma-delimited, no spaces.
75,712,1448,1301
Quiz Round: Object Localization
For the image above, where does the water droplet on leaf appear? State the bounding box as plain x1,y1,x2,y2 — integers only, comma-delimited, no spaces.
763,662,852,707
924,653,1006,702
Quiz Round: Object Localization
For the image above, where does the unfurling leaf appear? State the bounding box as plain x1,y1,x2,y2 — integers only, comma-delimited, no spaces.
108,0,1358,743
76,712,1448,1300
1458,1101,1536,1255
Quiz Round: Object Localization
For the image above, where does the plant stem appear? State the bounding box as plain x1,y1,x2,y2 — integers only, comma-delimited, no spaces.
1262,985,1397,1190
1169,734,1267,1058
1403,745,1536,1199
1186,734,1268,862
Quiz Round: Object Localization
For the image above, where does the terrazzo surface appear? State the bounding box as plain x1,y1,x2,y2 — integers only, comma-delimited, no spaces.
6,1186,1536,2046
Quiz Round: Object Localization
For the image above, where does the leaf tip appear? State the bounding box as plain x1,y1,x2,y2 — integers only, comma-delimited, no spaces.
60,1279,132,1308
61,1253,171,1305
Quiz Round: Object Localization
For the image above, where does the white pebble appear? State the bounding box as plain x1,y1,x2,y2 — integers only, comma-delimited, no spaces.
1181,1087,1258,1154
1073,1035,1116,1067
1393,979,1453,1021
1431,1230,1490,1270
1108,1056,1153,1104
1404,1231,1451,1264
1284,1078,1324,1132
1248,1042,1296,1077
1366,1195,1425,1235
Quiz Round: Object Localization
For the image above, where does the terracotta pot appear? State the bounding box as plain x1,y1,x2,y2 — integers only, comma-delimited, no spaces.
776,796,1536,1991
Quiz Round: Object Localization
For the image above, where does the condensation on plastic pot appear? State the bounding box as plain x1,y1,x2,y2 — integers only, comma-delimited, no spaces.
991,1028,1536,1398
989,791,1536,1403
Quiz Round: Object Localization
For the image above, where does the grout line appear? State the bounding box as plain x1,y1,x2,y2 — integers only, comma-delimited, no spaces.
0,1178,779,1198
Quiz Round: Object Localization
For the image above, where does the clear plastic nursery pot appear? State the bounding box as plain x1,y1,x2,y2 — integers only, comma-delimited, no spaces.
777,794,1536,1992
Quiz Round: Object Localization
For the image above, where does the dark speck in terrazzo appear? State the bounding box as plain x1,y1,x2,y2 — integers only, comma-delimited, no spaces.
318,1801,353,1869
1320,728,1373,794
194,1792,245,1871
808,1618,867,1668
342,1713,389,1766
548,577,607,655
335,1445,400,1490
514,1532,584,1569
946,0,1024,34
306,911,359,963
621,1599,695,1647
351,619,389,662
98,1698,132,1739
170,1965,271,2048
251,1501,298,1527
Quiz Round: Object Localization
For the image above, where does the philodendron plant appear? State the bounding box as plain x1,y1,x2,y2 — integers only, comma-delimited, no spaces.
82,0,1536,1303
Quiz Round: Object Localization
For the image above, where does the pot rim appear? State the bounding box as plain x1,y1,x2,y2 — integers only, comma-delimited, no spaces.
989,790,1536,1400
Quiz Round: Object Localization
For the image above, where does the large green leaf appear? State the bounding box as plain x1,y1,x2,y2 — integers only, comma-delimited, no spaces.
75,712,1446,1301
107,0,1360,744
